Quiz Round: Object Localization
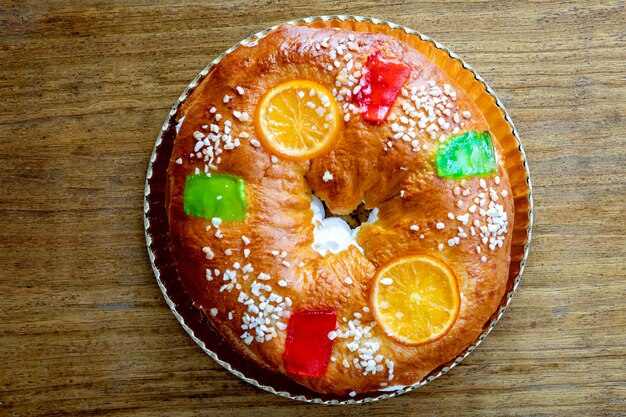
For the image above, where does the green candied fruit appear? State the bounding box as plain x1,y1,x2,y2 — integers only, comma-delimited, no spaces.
435,131,497,178
183,173,247,221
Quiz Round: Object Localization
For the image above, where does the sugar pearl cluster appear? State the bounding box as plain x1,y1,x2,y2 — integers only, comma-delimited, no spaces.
202,224,293,345
417,176,508,262
328,310,395,381
386,82,469,154
314,34,366,122
239,286,292,345
183,87,254,172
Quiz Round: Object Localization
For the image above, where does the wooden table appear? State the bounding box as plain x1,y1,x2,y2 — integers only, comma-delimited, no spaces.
1,1,624,416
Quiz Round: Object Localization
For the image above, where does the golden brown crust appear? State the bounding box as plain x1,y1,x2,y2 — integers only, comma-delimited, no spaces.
166,24,514,395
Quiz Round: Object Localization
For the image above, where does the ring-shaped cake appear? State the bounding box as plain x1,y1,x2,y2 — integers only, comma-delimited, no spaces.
165,24,515,395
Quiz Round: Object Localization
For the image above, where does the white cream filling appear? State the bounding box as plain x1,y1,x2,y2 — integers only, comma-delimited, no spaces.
310,195,378,256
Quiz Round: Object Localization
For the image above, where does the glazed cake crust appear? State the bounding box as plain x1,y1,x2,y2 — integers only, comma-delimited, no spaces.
166,25,514,395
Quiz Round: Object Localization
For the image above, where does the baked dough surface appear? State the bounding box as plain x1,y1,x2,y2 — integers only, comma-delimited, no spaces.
166,25,513,395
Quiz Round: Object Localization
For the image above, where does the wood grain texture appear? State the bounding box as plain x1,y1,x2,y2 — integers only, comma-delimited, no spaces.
0,1,624,416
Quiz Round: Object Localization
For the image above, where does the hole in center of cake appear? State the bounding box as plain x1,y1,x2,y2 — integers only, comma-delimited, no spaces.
310,194,378,256
323,200,373,229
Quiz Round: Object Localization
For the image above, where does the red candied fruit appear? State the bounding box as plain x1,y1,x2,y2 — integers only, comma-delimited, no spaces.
282,310,337,377
356,51,411,124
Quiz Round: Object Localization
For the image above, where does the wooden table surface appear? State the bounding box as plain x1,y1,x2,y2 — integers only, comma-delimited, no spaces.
1,1,625,416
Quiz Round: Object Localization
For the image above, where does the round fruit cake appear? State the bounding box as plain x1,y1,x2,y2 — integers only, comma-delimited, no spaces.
165,24,513,395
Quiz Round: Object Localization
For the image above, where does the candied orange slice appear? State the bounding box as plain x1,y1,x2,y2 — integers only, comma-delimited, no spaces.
371,254,460,345
254,80,340,161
